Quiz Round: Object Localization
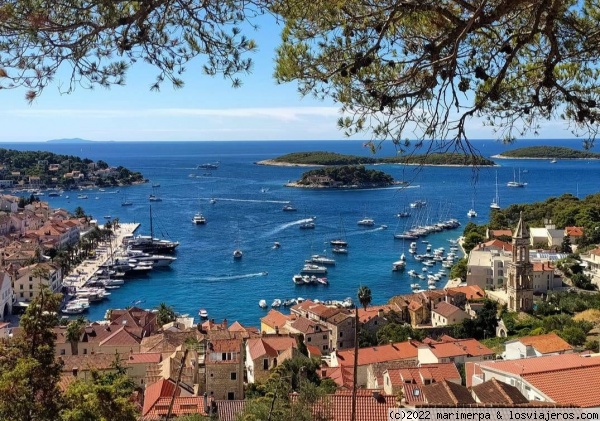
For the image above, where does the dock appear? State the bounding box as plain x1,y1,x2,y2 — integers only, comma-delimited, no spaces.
63,222,140,289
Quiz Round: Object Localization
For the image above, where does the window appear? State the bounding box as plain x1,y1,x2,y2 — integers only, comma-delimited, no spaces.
29,292,33,298
227,392,235,400
19,284,23,290
323,335,327,340
29,284,33,290
307,337,311,343
19,292,23,298
339,331,343,338
60,349,65,355
263,359,269,370
322,345,327,351
230,372,237,381
83,349,87,355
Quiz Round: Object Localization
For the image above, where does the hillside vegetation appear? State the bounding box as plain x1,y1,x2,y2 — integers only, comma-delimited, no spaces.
296,165,394,187
498,146,600,159
273,151,495,166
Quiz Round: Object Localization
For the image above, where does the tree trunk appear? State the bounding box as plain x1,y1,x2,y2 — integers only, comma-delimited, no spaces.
351,307,358,421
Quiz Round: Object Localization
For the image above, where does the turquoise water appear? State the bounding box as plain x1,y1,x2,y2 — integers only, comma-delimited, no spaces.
3,139,597,326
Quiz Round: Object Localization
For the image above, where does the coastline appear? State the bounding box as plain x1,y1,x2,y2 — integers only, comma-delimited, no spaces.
259,159,495,168
285,181,408,189
492,154,600,160
255,159,324,167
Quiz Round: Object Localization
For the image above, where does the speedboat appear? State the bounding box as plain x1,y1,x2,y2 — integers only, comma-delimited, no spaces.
210,198,217,204
271,299,282,308
198,163,219,170
282,204,297,212
299,221,315,229
199,309,208,319
410,199,426,209
308,254,336,266
357,218,375,226
192,213,206,224
77,194,88,199
149,194,162,202
273,242,281,249
408,269,417,277
332,246,348,254
316,277,328,285
293,274,305,285
410,283,420,289
258,300,267,309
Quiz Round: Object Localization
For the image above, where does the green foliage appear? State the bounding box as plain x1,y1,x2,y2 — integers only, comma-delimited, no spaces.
376,323,424,345
462,232,485,253
449,258,468,281
296,165,394,187
156,302,177,326
457,299,498,340
558,327,587,347
571,273,598,291
584,340,599,352
60,369,138,421
274,152,494,166
0,286,63,421
500,146,600,159
274,1,600,150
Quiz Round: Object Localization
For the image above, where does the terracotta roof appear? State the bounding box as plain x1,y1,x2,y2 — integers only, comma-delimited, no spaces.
408,301,423,311
142,378,180,416
337,341,420,367
477,353,600,376
59,354,117,372
524,364,600,407
471,378,528,404
517,333,573,354
260,309,290,330
246,335,297,361
99,326,141,347
387,363,461,388
489,229,512,237
432,302,465,319
319,365,354,389
422,380,475,405
216,400,246,421
125,352,162,364
483,239,513,251
143,396,208,420
532,262,555,272
307,344,322,357
565,226,583,237
445,285,486,301
290,316,326,335
425,338,493,359
357,305,394,323
309,391,397,421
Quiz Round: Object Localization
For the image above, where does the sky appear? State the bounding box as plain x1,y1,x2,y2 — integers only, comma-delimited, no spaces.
0,14,576,142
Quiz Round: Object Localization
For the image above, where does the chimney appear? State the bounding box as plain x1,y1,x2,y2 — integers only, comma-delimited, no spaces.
275,326,279,335
72,367,78,377
222,318,228,328
378,308,384,318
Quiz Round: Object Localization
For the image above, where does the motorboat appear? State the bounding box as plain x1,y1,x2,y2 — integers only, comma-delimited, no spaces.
410,283,420,289
357,217,375,226
152,183,161,187
283,204,297,212
293,274,305,285
273,242,281,249
261,187,269,193
428,285,436,290
408,269,418,277
299,221,315,229
316,277,328,285
121,200,133,206
396,210,410,218
392,260,406,271
233,249,243,259
210,198,217,204
332,246,348,254
192,213,207,224
198,163,219,170
199,309,208,319
123,250,177,267
258,300,267,309
300,264,327,275
380,225,388,229
410,199,426,209
101,278,124,287
77,194,88,199
330,239,348,247
308,254,336,266
149,194,162,202
271,299,282,308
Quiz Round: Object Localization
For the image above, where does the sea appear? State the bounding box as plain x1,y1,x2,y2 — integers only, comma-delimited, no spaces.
2,138,597,326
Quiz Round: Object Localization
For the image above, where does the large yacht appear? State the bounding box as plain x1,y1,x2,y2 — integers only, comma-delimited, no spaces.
192,213,206,224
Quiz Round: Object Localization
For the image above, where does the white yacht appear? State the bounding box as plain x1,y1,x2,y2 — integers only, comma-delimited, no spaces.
392,260,406,271
467,208,477,218
258,300,267,309
357,217,375,226
192,213,206,224
300,264,327,275
123,250,177,267
308,254,336,266
199,309,208,319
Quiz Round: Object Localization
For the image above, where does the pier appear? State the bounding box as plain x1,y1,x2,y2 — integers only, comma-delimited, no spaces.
63,222,140,289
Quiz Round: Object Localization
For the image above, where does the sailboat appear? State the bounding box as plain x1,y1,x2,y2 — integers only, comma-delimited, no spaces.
507,168,526,187
490,171,501,210
233,229,243,259
467,198,477,218
330,215,348,248
192,192,206,224
125,206,179,253
121,194,133,206
149,187,162,202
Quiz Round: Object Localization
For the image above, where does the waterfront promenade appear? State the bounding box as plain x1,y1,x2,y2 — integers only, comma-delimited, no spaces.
64,222,140,289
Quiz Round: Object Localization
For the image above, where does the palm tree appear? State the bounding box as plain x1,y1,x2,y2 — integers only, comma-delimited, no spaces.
156,302,176,326
66,317,86,355
351,285,372,421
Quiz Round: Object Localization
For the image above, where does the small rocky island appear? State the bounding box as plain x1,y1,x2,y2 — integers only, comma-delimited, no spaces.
494,146,600,159
287,165,403,189
258,151,495,166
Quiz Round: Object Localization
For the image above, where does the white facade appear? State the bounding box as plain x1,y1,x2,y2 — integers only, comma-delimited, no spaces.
581,248,600,287
0,272,13,320
466,250,510,290
471,367,548,402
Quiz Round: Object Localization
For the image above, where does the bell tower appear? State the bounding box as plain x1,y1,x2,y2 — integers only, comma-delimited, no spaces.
507,212,533,312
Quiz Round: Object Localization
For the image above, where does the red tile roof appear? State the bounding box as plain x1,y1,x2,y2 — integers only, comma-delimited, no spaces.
143,396,208,419
532,262,555,272
246,336,297,361
483,239,513,251
565,226,583,237
306,344,322,358
357,305,394,323
337,341,420,367
125,352,162,364
432,302,465,319
387,363,461,388
309,391,397,421
260,309,290,330
422,380,476,405
488,229,513,238
216,399,246,421
517,333,573,354
425,337,493,359
476,353,600,376
471,378,528,404
524,364,600,407
445,285,486,301
142,378,181,416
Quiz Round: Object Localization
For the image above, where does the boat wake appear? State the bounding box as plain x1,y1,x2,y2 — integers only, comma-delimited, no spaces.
200,197,289,204
200,272,268,282
263,218,315,237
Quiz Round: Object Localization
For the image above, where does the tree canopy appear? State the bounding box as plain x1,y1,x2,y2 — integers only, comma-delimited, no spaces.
274,0,600,151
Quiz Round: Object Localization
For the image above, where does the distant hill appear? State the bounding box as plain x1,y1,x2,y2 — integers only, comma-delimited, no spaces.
46,138,94,143
495,146,600,159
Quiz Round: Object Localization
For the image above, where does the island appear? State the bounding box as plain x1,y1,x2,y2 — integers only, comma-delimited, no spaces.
493,146,600,160
287,165,403,189
0,148,144,190
258,151,495,166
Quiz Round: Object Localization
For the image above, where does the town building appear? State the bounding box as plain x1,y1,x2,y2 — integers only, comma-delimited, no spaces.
13,262,61,303
245,334,299,383
417,336,495,364
501,333,573,360
506,213,534,312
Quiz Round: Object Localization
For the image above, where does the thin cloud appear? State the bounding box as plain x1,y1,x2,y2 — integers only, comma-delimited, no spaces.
9,106,340,121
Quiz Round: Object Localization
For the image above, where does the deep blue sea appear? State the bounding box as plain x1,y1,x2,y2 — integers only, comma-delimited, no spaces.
2,139,598,326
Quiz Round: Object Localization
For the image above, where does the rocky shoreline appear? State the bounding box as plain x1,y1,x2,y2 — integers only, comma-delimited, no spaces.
285,181,408,189
255,159,323,167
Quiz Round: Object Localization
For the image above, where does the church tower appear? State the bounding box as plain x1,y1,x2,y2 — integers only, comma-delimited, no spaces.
507,212,534,312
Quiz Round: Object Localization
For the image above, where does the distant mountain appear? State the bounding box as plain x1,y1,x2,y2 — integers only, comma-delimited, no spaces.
46,138,94,143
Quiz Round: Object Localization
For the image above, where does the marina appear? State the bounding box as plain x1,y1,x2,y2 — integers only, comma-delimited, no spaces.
2,139,595,326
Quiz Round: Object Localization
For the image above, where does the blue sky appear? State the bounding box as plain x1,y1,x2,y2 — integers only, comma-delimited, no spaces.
0,15,574,142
